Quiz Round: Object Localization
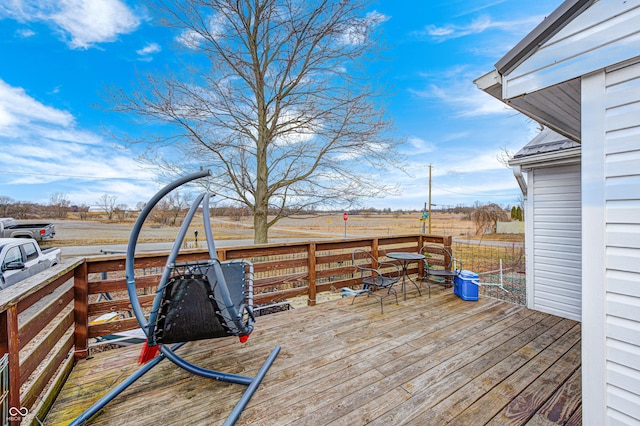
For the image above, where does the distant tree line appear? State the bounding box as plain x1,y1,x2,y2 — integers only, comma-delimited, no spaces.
0,194,84,220
0,193,137,222
0,193,523,234
510,205,524,221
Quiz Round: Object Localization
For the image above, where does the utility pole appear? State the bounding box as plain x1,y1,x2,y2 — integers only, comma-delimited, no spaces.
428,164,432,234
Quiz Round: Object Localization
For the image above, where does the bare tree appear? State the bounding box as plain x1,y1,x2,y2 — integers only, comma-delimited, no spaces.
472,203,509,235
496,146,515,168
11,202,33,219
150,199,171,225
49,192,71,219
0,196,13,217
109,0,401,243
148,192,192,225
115,204,129,220
77,203,90,220
97,194,118,220
168,191,192,225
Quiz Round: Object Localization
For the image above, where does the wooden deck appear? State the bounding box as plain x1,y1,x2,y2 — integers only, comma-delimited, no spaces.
45,286,582,425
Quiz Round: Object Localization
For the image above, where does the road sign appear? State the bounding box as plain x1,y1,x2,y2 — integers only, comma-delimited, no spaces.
419,211,429,222
343,212,348,221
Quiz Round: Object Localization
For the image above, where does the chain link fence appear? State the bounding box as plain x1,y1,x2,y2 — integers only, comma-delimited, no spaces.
452,240,526,305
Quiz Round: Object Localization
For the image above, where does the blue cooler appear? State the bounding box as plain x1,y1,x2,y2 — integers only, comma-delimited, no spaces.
454,270,479,301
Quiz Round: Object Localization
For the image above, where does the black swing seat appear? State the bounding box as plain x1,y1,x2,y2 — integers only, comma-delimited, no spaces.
69,171,280,426
154,260,255,344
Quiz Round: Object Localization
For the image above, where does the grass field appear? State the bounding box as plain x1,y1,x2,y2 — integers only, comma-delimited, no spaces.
43,211,495,247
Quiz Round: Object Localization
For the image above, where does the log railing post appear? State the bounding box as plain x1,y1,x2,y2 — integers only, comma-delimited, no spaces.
74,260,89,359
217,248,227,261
371,238,379,269
307,243,316,307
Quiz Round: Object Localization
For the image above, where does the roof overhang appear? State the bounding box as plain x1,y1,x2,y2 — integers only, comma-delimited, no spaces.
475,71,581,143
474,0,595,143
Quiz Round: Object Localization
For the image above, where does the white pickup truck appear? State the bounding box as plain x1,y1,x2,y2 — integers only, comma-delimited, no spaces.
0,238,61,290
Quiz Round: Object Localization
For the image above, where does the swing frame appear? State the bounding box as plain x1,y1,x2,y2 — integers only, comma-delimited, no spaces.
70,170,280,426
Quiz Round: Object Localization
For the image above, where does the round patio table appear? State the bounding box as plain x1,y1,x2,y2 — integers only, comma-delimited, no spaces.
386,252,425,301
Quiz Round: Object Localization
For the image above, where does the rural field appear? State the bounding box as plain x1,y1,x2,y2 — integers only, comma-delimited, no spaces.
42,211,481,248
39,211,525,307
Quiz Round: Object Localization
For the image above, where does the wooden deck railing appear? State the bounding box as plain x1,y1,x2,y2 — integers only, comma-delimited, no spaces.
0,234,451,424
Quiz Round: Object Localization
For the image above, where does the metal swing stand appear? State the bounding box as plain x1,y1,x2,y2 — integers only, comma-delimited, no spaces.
70,170,280,426
69,343,280,426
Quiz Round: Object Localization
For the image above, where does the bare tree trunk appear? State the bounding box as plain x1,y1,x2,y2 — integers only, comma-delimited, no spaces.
253,209,268,244
254,130,269,243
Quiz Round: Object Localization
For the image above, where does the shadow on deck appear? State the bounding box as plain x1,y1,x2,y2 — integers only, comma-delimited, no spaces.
45,286,581,425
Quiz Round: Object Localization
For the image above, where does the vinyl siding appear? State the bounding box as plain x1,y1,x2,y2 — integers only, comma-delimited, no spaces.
504,0,640,99
531,165,582,321
604,60,640,423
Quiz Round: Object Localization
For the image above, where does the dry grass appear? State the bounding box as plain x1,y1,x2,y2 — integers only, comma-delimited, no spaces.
44,212,482,247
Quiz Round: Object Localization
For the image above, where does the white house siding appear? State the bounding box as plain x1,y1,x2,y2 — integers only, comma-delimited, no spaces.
504,0,640,99
604,60,640,425
529,165,582,321
583,59,640,424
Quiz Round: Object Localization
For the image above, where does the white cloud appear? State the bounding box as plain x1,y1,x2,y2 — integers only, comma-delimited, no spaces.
428,27,454,37
136,42,161,61
377,148,521,207
409,67,512,117
444,152,505,174
270,108,318,147
136,42,161,56
0,80,74,130
406,136,436,155
177,14,226,49
16,28,36,38
0,79,161,205
1,0,140,49
53,0,140,49
454,1,509,17
177,30,203,49
418,14,543,42
431,86,512,117
340,10,390,45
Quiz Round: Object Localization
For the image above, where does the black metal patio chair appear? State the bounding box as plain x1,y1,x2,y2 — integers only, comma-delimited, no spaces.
420,243,462,297
342,249,400,313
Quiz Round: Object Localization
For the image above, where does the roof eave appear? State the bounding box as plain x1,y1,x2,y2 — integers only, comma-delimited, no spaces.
495,0,596,75
508,146,581,169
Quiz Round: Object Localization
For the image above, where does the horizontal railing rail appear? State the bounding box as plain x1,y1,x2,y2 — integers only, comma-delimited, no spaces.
0,234,451,424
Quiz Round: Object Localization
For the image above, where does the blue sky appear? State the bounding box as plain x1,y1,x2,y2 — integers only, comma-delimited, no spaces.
0,0,563,211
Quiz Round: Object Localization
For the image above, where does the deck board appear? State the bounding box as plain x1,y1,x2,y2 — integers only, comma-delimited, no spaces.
44,286,582,425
